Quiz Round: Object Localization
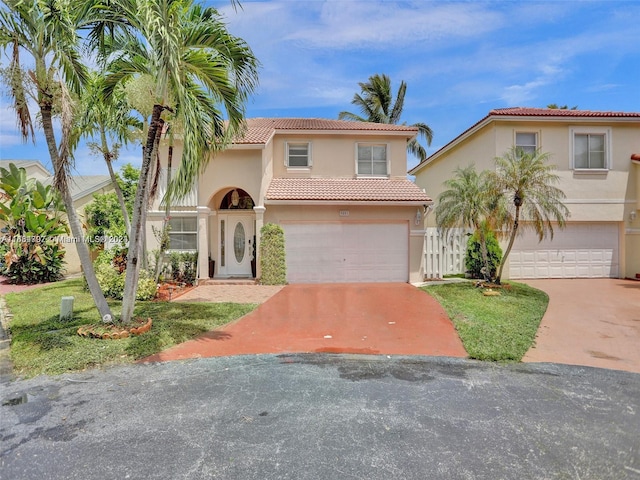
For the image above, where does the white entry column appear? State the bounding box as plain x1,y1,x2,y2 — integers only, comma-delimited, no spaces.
196,206,210,281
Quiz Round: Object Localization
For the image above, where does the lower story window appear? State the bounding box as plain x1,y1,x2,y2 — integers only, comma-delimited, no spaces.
168,216,197,250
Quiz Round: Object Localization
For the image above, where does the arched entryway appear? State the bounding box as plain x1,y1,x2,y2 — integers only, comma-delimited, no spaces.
213,188,256,278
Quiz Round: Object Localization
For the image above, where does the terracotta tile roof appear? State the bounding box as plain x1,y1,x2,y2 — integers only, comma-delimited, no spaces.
235,118,419,144
490,107,640,118
265,177,432,203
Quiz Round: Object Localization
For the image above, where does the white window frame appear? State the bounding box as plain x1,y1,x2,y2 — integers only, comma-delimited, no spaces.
167,215,198,251
515,131,538,155
569,126,611,171
285,142,312,168
356,142,389,177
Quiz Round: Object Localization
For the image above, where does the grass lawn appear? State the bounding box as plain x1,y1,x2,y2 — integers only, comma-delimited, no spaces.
423,281,548,362
4,279,256,378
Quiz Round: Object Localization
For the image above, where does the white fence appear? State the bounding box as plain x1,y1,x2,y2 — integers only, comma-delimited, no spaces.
424,228,468,279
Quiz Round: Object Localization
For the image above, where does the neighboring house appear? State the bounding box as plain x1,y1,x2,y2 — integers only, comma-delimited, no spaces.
147,118,432,283
0,160,114,275
409,107,640,280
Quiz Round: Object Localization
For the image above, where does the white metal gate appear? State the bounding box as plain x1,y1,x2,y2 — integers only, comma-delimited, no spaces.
424,228,468,279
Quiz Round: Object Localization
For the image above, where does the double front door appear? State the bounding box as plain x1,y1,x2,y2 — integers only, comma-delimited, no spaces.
218,214,254,277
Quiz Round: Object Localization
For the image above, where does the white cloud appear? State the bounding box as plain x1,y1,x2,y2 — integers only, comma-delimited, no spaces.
283,1,503,49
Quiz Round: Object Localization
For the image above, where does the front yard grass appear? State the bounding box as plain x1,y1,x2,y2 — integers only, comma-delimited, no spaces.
423,282,548,362
4,279,256,378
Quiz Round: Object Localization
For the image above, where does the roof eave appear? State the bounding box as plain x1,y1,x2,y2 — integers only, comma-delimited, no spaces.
264,199,433,206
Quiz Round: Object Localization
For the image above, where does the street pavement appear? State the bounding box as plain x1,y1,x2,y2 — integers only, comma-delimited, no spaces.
1,355,639,480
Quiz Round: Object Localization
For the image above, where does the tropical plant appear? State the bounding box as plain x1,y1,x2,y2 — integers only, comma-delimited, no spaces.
260,223,286,285
84,0,259,323
339,73,433,162
0,0,112,317
84,164,140,250
435,165,494,281
0,164,69,284
465,225,502,280
489,147,570,283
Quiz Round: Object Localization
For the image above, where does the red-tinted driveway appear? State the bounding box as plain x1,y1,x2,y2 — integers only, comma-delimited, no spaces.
143,283,467,362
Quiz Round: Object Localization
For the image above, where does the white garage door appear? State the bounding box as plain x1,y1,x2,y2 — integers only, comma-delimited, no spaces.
282,222,409,283
509,223,619,279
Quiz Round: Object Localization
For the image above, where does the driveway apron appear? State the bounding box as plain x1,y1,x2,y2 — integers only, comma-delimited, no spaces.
143,283,467,362
523,278,640,374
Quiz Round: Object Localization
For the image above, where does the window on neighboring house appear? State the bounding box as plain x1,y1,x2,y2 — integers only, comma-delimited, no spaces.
515,132,537,155
286,142,311,167
574,133,606,169
357,143,388,176
168,216,197,251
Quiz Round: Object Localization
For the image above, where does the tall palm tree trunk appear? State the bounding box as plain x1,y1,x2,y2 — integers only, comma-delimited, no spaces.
41,105,113,320
496,206,520,284
477,226,492,282
100,129,131,237
120,104,164,323
154,143,172,282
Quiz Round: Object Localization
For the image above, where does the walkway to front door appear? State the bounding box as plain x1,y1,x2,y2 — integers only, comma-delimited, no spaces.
142,283,467,361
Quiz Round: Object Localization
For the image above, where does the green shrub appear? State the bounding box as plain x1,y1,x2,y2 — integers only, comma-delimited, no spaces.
136,269,159,300
260,223,286,285
465,228,502,280
91,248,158,300
167,251,198,285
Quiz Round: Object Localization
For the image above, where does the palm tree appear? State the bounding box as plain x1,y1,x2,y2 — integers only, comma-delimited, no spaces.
73,72,143,238
435,165,494,280
339,73,433,162
0,0,113,319
489,147,570,283
87,0,259,323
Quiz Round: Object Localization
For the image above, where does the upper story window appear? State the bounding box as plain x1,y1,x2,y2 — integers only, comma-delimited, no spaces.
515,132,537,155
357,143,388,176
286,142,311,168
570,127,611,170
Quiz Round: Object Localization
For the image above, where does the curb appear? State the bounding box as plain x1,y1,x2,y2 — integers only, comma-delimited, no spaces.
0,296,15,383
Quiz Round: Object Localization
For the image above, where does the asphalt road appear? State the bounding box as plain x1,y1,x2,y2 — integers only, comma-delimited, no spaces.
1,355,639,480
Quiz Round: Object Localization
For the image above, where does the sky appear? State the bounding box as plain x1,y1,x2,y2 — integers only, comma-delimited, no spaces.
0,0,638,176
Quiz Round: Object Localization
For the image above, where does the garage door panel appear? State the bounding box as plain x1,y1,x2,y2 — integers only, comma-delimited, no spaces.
510,223,619,279
283,223,408,283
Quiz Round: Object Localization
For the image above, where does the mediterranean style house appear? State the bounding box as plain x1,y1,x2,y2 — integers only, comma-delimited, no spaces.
409,107,640,280
147,118,432,283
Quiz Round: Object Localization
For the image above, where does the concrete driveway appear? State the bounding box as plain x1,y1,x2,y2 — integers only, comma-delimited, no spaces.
144,283,467,362
523,278,640,374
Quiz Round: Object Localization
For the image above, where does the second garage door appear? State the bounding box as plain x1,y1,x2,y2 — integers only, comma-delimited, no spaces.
282,222,409,283
509,223,619,279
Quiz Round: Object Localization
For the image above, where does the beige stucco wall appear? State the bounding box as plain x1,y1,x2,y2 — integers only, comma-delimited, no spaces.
414,123,496,228
272,134,410,178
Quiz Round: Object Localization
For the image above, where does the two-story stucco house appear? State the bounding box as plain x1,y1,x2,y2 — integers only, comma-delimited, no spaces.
147,118,432,284
409,107,640,280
